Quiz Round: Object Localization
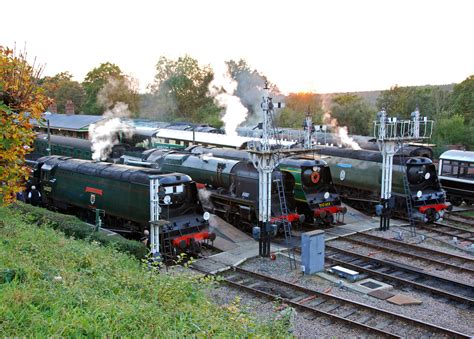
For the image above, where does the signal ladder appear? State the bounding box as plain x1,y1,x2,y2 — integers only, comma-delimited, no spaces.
399,145,416,236
274,171,297,270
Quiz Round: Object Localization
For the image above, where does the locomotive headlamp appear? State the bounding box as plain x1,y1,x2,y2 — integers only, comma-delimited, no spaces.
203,212,210,221
324,192,330,199
416,190,423,198
424,172,431,180
312,166,320,172
163,195,171,205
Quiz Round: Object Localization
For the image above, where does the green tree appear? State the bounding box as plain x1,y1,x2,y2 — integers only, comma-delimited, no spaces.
278,92,323,128
40,72,85,113
82,62,138,115
331,94,376,135
150,55,221,125
376,85,451,119
450,75,474,123
432,114,473,155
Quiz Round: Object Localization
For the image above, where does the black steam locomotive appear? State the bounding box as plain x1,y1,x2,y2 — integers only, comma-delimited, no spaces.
185,146,346,225
140,149,303,231
29,156,215,257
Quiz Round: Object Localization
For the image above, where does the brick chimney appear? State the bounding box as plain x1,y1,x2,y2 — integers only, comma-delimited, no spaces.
65,100,75,115
48,102,58,113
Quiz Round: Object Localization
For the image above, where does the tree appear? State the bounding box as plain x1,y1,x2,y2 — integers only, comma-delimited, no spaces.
431,114,473,155
82,62,138,116
0,46,50,204
40,71,85,113
331,94,376,135
376,85,451,119
150,55,221,125
450,75,474,123
278,92,324,128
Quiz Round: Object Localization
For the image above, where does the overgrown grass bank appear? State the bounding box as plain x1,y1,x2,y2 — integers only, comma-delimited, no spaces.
0,206,289,336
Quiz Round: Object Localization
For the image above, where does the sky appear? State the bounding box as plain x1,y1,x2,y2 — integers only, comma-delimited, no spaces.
3,0,473,94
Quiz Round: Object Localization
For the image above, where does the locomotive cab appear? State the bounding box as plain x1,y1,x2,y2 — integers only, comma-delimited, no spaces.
281,158,345,225
404,158,449,222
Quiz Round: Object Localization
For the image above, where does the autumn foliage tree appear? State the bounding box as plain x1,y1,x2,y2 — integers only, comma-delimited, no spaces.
0,46,50,204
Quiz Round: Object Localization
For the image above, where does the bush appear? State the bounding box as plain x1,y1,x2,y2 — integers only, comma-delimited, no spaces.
10,202,148,259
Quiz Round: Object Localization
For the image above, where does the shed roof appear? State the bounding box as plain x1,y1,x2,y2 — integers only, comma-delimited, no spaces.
33,113,106,131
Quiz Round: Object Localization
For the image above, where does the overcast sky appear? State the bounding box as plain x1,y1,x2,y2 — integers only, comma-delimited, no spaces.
3,0,473,94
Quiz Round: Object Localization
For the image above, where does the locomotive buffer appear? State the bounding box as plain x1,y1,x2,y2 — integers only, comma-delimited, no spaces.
374,108,433,231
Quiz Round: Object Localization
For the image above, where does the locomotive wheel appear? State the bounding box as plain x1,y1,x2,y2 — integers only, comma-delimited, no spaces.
450,197,463,206
464,200,473,206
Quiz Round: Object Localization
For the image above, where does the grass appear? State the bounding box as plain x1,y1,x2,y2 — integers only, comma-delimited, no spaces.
0,206,291,336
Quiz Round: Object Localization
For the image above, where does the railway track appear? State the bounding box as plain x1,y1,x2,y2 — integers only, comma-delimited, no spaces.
335,232,474,275
220,267,469,338
420,223,474,245
444,212,474,228
325,245,474,308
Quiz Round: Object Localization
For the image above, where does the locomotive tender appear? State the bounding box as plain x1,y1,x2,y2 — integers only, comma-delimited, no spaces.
317,147,449,222
30,156,215,256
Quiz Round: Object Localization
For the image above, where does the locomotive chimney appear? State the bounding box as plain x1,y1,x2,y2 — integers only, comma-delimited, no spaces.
47,102,58,113
65,100,75,115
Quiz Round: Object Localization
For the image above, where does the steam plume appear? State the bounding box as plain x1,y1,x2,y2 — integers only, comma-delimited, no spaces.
209,64,248,137
88,102,134,161
88,78,135,161
321,94,361,150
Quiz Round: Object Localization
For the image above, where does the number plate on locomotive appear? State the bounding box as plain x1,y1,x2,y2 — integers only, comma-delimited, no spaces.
319,202,332,208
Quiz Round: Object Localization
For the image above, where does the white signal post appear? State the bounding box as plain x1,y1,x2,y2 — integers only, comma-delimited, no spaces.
248,81,282,257
149,176,161,259
303,111,313,149
374,109,433,231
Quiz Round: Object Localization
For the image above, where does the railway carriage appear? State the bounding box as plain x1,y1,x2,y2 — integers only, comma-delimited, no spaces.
438,150,474,206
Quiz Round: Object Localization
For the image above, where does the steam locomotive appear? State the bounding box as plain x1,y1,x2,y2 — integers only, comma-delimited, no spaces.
185,146,346,225
28,156,215,257
140,149,303,231
316,147,449,222
142,149,346,229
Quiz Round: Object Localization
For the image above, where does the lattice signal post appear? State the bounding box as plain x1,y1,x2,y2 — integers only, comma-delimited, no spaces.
247,81,284,257
149,176,169,260
374,108,434,231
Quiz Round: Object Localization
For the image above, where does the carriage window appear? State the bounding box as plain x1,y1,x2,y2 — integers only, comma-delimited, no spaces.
441,160,459,177
459,162,474,178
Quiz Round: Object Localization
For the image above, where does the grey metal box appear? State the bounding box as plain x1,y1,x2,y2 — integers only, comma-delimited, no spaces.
301,230,325,274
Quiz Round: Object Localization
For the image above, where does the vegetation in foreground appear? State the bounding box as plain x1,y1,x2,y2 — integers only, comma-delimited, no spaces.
0,206,290,336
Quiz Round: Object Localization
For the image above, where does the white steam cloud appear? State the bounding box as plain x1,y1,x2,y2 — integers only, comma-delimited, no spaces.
88,102,135,161
209,64,248,137
321,94,361,150
88,77,136,161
